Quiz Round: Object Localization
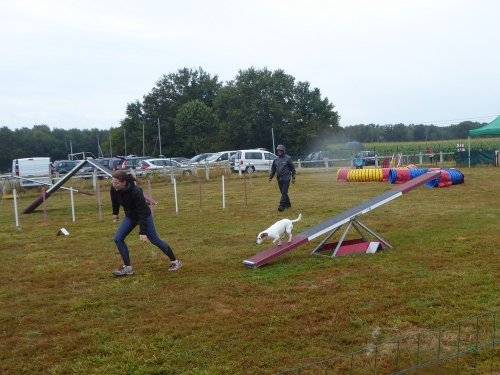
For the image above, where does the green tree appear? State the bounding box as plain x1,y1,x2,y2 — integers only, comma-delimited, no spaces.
287,81,339,154
0,127,15,172
175,100,218,155
215,67,339,155
215,67,295,150
140,67,222,156
120,100,146,156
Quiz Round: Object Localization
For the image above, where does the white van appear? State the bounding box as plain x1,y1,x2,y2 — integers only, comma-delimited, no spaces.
12,157,52,188
231,149,277,173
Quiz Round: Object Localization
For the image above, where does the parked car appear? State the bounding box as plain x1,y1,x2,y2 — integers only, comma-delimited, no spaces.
188,153,213,164
170,157,190,164
199,151,237,167
137,158,193,176
92,157,116,171
53,160,80,174
76,158,114,178
231,149,277,173
302,151,334,168
113,156,152,170
354,151,378,166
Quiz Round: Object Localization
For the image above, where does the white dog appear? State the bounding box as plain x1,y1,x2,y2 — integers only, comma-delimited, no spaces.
256,214,302,246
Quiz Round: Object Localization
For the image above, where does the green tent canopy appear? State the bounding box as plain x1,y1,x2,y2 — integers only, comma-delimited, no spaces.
469,115,500,137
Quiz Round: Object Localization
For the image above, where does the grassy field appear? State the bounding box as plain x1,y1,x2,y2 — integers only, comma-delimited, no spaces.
1,166,499,374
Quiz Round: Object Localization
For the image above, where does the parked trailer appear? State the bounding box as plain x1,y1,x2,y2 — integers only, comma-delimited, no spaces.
11,157,52,188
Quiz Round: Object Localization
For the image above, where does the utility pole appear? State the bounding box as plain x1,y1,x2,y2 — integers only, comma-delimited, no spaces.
158,118,162,157
123,129,127,156
109,130,112,157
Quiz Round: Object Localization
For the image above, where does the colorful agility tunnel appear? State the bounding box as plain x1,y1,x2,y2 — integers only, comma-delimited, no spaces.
388,168,428,184
389,168,464,187
338,167,464,188
336,168,350,182
337,168,391,182
425,169,464,188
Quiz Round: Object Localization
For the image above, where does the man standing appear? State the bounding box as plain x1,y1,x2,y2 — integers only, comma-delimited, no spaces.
269,144,296,212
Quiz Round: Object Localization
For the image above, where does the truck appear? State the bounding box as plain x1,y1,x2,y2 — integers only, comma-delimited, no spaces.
11,157,52,188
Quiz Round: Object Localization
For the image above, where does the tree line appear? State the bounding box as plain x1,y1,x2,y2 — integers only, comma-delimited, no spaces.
0,67,487,173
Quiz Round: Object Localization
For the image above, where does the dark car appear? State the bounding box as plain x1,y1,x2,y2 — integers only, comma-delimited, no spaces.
53,160,80,174
87,157,115,171
353,151,378,167
111,156,152,170
302,151,334,168
78,158,115,178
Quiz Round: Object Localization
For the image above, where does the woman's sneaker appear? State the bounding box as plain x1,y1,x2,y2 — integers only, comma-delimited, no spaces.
112,265,134,276
168,260,182,272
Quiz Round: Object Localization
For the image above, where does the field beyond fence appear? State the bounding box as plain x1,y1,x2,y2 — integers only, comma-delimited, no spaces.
0,167,498,374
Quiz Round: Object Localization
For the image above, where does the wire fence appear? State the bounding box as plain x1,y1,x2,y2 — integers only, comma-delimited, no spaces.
277,310,499,375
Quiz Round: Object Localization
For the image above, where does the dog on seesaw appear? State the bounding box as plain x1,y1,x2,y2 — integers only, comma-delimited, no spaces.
256,214,302,246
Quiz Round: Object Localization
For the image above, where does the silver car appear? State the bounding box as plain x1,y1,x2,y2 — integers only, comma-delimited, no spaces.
137,158,193,176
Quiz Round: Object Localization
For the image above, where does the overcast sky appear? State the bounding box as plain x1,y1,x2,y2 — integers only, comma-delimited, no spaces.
1,0,499,131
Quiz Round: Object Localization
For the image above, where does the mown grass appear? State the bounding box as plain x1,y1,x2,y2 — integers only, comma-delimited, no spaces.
0,167,499,374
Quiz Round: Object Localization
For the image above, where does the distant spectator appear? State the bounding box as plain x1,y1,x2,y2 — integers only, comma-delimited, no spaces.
426,147,434,164
269,144,296,212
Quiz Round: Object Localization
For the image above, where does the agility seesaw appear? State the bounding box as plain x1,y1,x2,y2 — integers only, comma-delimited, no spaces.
242,170,440,269
22,159,158,214
13,175,93,196
22,159,112,214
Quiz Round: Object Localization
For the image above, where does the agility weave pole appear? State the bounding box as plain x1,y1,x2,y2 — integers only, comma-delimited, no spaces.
242,170,441,269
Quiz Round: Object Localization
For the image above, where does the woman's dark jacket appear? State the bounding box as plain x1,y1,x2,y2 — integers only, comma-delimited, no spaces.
110,182,151,234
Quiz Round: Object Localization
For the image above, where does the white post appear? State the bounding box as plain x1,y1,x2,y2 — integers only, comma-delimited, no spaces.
96,184,102,222
222,175,225,210
92,169,97,190
70,187,76,223
173,177,179,214
42,189,48,226
13,188,20,229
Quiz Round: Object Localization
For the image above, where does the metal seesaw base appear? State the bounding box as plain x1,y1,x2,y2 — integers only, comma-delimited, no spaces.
310,216,391,258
